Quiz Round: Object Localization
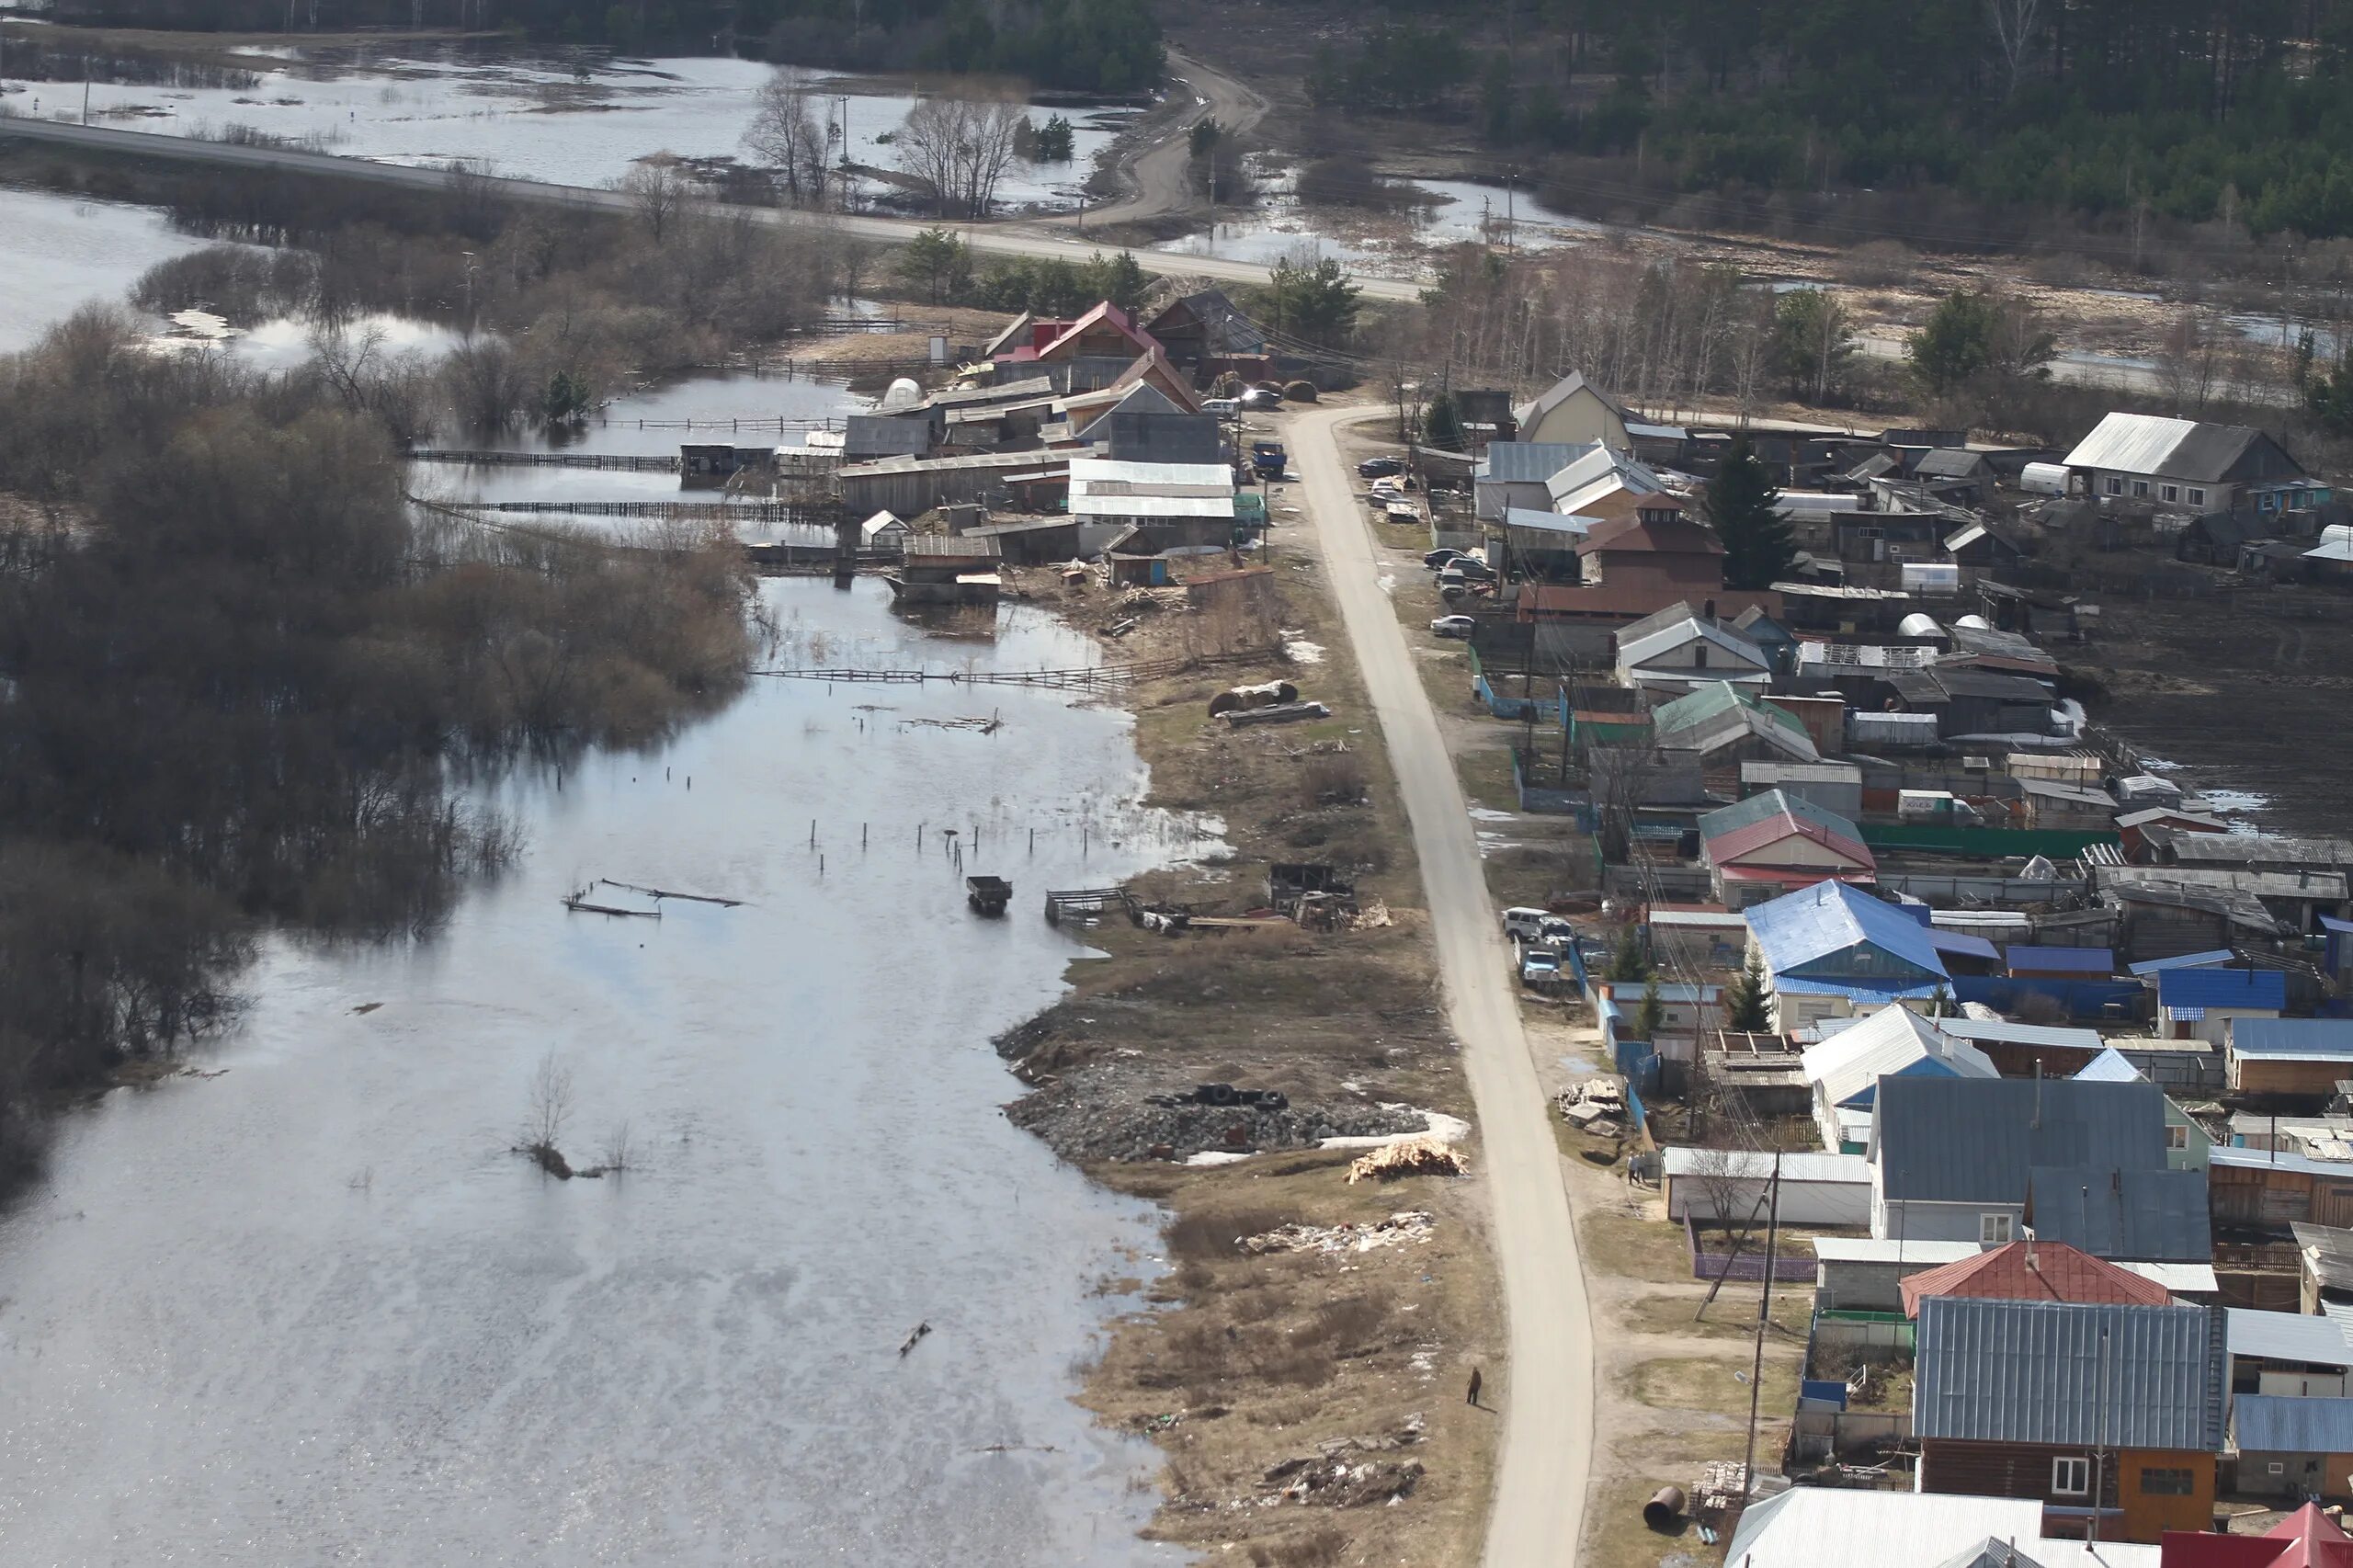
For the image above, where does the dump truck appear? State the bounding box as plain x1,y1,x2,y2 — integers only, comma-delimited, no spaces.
1251,440,1287,479
966,875,1012,916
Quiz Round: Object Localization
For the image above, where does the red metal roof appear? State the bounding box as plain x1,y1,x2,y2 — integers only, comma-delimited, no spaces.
1899,1240,2171,1318
2162,1505,2353,1567
1577,512,1724,556
1704,812,1872,871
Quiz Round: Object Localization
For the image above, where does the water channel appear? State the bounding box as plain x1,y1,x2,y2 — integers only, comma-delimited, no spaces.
0,574,1211,1565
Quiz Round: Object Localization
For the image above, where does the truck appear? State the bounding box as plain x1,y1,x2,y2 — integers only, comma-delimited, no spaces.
1251,440,1287,479
965,875,1012,916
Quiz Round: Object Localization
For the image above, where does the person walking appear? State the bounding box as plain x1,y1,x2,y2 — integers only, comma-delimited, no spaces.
1466,1367,1483,1407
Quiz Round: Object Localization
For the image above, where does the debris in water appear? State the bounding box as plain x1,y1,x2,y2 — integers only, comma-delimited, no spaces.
599,879,743,907
351,1002,383,1015
898,1320,932,1358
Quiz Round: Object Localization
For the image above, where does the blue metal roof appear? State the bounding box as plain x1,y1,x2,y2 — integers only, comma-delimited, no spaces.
2004,946,2116,975
1876,1077,2170,1205
2323,915,2353,936
1746,881,1949,983
2231,1018,2353,1060
2234,1393,2353,1454
1929,929,2001,961
2158,967,2286,1011
1915,1298,2226,1450
2026,1165,2212,1262
2129,949,2235,977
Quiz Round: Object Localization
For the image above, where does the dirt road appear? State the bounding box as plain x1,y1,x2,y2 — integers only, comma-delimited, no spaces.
1288,403,1593,1566
1055,48,1267,231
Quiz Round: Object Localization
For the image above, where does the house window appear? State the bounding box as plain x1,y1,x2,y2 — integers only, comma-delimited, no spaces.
2162,484,2180,503
2187,487,2208,506
2167,1123,2189,1150
1694,643,1709,668
2104,476,2124,495
2140,1467,2195,1496
1981,1213,2015,1244
2133,480,2152,498
2052,1457,2092,1496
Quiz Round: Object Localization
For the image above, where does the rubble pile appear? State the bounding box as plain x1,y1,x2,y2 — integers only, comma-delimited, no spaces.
1007,1068,1427,1163
1240,1210,1435,1257
1346,1135,1467,1184
1259,1416,1428,1507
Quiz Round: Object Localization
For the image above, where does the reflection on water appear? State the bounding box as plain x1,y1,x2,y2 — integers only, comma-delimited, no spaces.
0,185,222,352
1,47,1132,210
0,578,1206,1566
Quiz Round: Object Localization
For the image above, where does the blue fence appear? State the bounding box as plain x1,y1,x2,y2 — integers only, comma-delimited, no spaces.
1470,648,1568,724
1510,750,1593,821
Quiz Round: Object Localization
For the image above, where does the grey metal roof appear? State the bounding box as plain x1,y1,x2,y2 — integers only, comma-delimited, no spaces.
2234,1393,2353,1454
1875,1077,2169,1205
2025,1165,2211,1262
1933,1544,2048,1568
2062,411,2303,484
1477,441,1597,483
1913,1298,2226,1450
1915,449,1989,478
2228,1307,2353,1369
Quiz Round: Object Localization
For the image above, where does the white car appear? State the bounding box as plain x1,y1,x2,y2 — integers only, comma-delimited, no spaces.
1239,387,1284,410
1201,397,1240,416
1501,906,1552,941
1429,615,1476,640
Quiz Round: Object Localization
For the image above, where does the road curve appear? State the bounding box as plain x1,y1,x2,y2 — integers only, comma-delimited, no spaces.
1053,48,1268,232
0,115,1426,302
1288,403,1593,1567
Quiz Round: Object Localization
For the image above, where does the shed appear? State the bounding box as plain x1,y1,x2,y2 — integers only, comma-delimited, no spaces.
1662,1147,1873,1225
2229,1306,2353,1399
1740,760,1864,819
2232,1395,2353,1501
2232,1020,2353,1097
2160,967,2287,1046
1813,1236,1981,1312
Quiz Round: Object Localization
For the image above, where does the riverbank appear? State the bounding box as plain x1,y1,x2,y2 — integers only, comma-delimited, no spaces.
988,480,1503,1563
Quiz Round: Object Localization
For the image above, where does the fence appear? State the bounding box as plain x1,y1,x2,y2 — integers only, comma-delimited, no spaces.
1813,1310,1916,1356
1859,823,2121,858
1685,1212,1815,1283
1511,748,1592,820
1468,647,1567,724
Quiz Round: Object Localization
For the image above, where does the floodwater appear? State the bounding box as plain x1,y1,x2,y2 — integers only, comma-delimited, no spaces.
0,184,221,351
0,46,1132,210
0,576,1212,1566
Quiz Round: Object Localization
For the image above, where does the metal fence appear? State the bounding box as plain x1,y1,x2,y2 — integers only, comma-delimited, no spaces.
1685,1213,1816,1283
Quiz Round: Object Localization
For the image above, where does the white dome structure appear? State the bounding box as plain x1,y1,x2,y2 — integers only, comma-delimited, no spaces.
880,377,922,413
1897,612,1944,640
1953,614,1992,631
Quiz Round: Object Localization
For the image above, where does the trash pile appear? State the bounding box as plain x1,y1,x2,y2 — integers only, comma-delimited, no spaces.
1346,1134,1466,1184
1006,1069,1427,1164
1259,1416,1427,1507
1557,1079,1628,1140
1239,1210,1435,1257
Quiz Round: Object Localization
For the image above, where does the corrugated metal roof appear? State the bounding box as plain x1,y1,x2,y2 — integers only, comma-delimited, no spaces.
2006,946,2118,975
1903,1240,2174,1315
2127,949,2236,977
1913,1297,2226,1450
1722,1488,2048,1568
1813,1237,1984,1264
1661,1148,1871,1184
1747,881,1949,981
1876,1077,2171,1205
2228,1308,2353,1369
1476,441,1596,483
1803,1006,1996,1110
2158,967,2287,1011
2117,1260,2218,1294
2026,1165,2212,1262
2063,412,2202,477
1943,1019,2106,1052
2073,1048,2146,1085
1699,789,1872,866
1502,506,1590,537
1618,616,1768,673
2233,1018,2353,1061
2234,1393,2353,1454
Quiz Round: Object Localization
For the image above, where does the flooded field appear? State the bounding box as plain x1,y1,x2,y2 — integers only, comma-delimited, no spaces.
0,575,1213,1566
0,183,222,351
0,45,1134,210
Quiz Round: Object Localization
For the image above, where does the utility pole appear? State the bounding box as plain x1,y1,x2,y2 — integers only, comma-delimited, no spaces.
1740,1148,1783,1510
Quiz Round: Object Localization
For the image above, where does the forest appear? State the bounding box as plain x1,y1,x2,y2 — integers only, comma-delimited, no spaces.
37,0,1165,95
1311,0,2353,241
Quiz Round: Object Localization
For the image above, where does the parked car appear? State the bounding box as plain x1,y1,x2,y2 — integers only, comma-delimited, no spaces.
1501,906,1552,941
1239,386,1284,410
1358,456,1405,478
1201,398,1240,416
1520,949,1563,988
1424,547,1466,569
1451,556,1495,581
1430,614,1477,639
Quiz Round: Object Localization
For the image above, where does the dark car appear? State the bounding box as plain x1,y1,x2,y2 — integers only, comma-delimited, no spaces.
1423,547,1466,569
1358,456,1405,478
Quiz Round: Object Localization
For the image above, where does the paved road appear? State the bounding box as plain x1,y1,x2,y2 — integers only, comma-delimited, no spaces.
1052,48,1267,232
1288,403,1593,1567
0,115,1425,301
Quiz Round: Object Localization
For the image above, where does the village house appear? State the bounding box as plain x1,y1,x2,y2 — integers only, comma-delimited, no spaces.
2228,1306,2353,1400
1544,444,1671,523
1721,1486,2163,1568
1138,289,1270,383
1745,881,1953,1032
1802,1006,1997,1153
1509,369,1633,450
1911,1297,2225,1543
1898,1238,2173,1318
2230,1020,2353,1097
2232,1396,2353,1503
2158,967,2288,1046
1064,457,1236,555
1611,607,1771,699
1697,789,1876,910
2062,411,2326,521
2075,1048,2214,1171
1652,683,1822,770
1572,499,1722,598
1472,441,1594,521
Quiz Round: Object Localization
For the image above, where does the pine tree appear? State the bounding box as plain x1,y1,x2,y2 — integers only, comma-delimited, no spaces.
1424,391,1467,451
1635,979,1665,1045
1704,434,1793,590
1725,950,1772,1032
1608,926,1652,982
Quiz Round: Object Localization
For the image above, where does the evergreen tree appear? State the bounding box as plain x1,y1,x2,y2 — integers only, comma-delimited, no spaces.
1608,926,1652,982
1635,979,1665,1045
1724,950,1772,1033
1703,434,1793,590
1424,391,1467,451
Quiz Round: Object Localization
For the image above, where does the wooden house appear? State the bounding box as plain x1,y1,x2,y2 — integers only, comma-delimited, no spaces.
2230,1019,2353,1097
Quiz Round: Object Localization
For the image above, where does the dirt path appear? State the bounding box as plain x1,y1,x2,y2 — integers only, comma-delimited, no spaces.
1053,48,1267,232
1290,402,1595,1566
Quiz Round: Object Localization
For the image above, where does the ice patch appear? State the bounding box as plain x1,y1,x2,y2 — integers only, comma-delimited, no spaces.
1185,1150,1255,1166
2203,789,2271,813
1320,1109,1474,1151
1469,807,1517,822
1377,573,1397,597
1284,639,1326,665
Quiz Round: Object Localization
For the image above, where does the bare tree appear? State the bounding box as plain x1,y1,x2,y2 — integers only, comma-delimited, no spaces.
620,159,693,244
525,1051,574,1153
1725,296,1777,426
1986,0,2042,102
744,73,828,206
2154,307,2223,416
895,97,1026,218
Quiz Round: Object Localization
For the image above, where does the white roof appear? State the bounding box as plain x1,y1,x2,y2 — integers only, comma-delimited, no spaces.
1661,1148,1871,1185
1617,617,1768,674
2063,411,2205,476
1939,1018,2105,1051
859,509,906,539
1502,506,1590,537
1724,1487,2158,1568
1066,456,1235,519
1811,1237,1982,1265
1545,446,1666,513
2306,523,2353,562
2229,1306,2353,1367
2117,1260,2219,1294
1649,909,1750,929
1802,1007,1998,1111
